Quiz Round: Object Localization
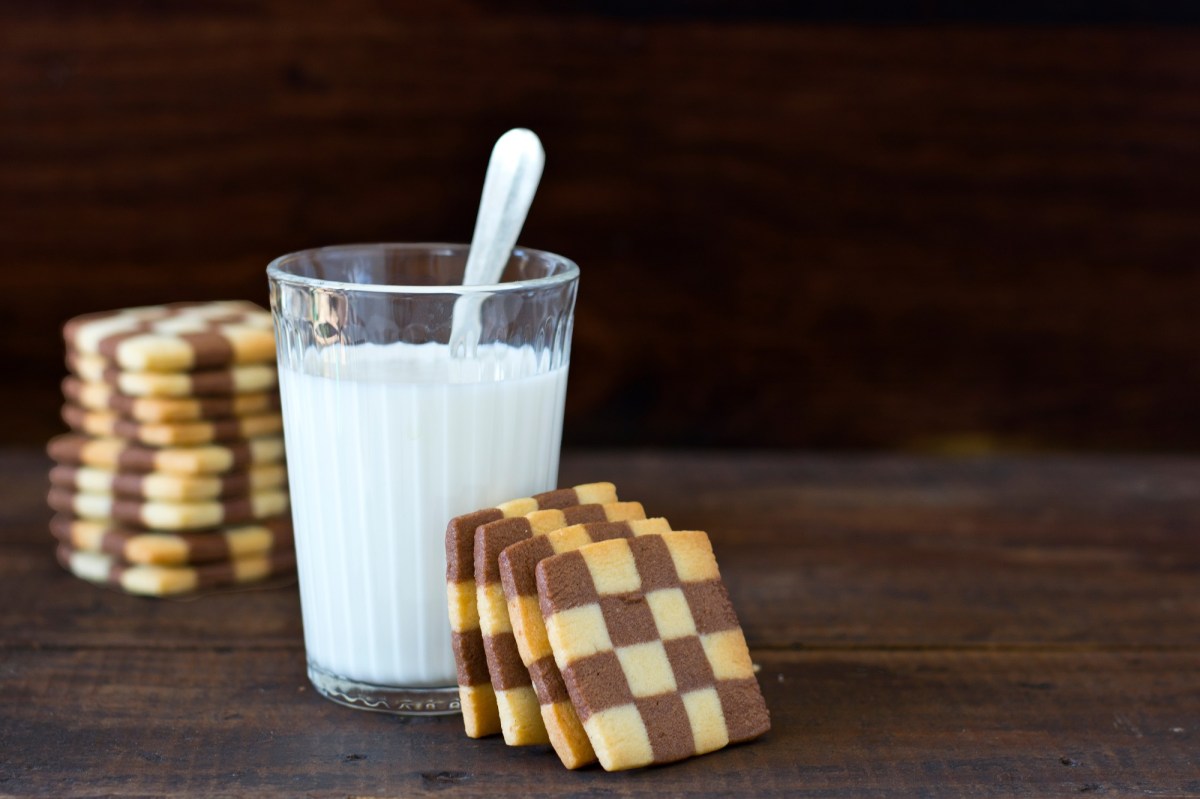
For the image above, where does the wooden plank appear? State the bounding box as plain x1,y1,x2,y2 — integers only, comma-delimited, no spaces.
570,452,1200,649
3,449,1198,793
4,451,1198,649
1,7,1199,451
1,648,1195,797
5,518,1198,650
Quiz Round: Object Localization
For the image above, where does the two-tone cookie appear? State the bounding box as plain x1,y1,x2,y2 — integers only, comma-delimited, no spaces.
49,463,287,502
51,301,293,598
62,376,280,423
47,434,285,475
61,404,283,446
57,543,296,596
498,518,672,768
49,514,293,566
66,352,278,397
536,531,770,771
47,486,289,531
475,502,647,746
62,301,275,372
445,482,618,738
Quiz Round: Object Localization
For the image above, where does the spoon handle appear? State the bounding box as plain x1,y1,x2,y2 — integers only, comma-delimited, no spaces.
462,128,545,286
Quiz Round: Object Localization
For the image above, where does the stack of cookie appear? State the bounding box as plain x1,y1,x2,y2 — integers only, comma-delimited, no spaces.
45,301,296,597
446,483,771,772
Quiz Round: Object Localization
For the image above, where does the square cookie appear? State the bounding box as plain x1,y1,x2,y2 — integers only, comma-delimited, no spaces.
49,514,293,566
49,463,287,502
62,376,281,423
57,543,295,596
475,502,646,746
47,434,285,475
61,404,283,446
444,482,617,739
67,352,278,397
62,301,275,372
47,486,289,531
536,531,770,771
498,518,672,768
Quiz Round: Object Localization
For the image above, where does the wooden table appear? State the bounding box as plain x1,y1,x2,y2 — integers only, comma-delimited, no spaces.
2,448,1197,796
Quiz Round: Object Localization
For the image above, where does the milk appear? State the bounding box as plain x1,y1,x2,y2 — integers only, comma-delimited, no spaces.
278,341,568,688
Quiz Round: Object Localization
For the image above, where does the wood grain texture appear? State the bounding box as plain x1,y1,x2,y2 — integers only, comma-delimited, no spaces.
1,5,1199,450
3,648,1196,798
2,447,1198,795
6,451,1200,651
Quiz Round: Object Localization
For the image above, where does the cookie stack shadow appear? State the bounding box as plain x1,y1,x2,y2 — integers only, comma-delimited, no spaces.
45,301,296,597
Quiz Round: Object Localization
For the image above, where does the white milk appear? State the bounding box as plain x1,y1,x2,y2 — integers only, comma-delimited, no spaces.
278,341,568,687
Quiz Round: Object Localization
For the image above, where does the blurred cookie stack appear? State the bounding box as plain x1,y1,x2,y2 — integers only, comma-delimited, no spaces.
45,301,296,597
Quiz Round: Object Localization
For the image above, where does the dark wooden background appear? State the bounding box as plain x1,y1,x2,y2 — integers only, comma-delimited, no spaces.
3,2,1198,451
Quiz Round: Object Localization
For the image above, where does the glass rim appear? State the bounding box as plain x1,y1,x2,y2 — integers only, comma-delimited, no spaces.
266,242,579,296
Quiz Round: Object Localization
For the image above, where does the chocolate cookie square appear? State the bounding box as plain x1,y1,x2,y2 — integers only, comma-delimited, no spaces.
536,531,769,771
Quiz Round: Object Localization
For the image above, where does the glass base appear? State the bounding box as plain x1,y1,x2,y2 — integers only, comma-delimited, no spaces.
307,662,461,715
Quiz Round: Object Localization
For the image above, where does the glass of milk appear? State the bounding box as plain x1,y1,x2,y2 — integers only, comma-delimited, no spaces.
267,243,577,714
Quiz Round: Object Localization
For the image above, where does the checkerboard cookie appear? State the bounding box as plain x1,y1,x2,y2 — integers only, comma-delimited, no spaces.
51,301,290,598
62,301,275,372
49,463,287,502
47,486,289,531
49,514,293,566
61,404,283,447
445,482,618,738
62,376,280,423
47,434,285,475
497,518,672,768
56,543,295,596
67,352,278,397
475,502,647,746
536,531,770,771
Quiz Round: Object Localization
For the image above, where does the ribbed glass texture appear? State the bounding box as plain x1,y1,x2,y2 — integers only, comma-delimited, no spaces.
268,244,577,713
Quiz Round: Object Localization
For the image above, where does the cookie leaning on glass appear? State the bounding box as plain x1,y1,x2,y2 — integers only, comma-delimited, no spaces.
474,501,647,747
444,482,618,738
